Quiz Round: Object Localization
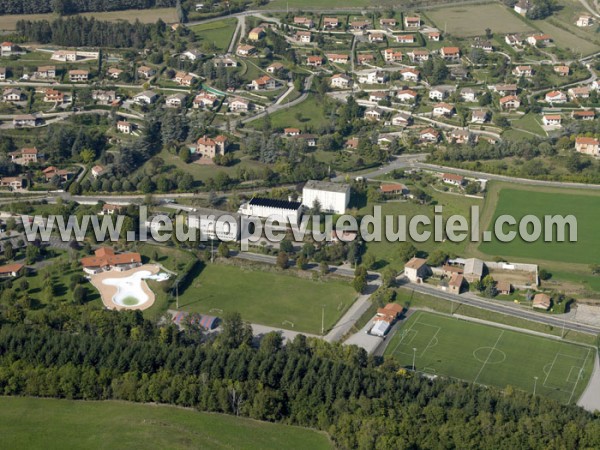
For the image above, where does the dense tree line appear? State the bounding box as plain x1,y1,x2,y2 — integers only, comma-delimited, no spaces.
16,16,165,48
0,0,175,15
0,309,599,448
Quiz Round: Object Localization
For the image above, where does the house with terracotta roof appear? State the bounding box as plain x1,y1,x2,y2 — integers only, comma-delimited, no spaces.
193,91,219,109
294,17,314,28
0,176,24,189
532,293,551,310
572,110,595,120
420,128,440,143
427,31,441,41
380,183,408,195
80,247,142,275
542,114,561,127
117,121,133,134
306,55,323,67
396,89,417,102
284,127,301,136
357,53,375,65
380,18,397,27
568,86,590,100
440,47,460,60
326,53,349,64
433,102,454,117
236,44,256,56
399,68,420,82
174,71,196,86
527,34,551,46
575,137,600,156
448,273,464,294
10,147,39,165
404,16,421,28
251,75,276,90
350,20,370,31
368,32,385,43
44,89,64,103
576,14,593,27
496,281,512,295
407,49,429,62
196,135,228,158
137,66,156,79
404,257,429,282
69,70,89,82
35,66,56,79
442,173,464,186
553,65,570,76
545,90,567,103
471,109,489,124
248,27,265,41
513,65,533,77
229,97,250,112
133,90,158,105
330,74,352,89
396,34,416,44
107,67,123,79
383,48,403,62
296,31,312,43
0,263,25,278
499,95,520,110
91,165,106,178
323,17,339,29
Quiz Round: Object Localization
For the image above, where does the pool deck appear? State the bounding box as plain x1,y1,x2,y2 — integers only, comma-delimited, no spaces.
90,264,160,311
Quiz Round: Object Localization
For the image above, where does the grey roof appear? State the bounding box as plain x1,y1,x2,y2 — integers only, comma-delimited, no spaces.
303,180,350,194
188,206,239,220
464,258,484,277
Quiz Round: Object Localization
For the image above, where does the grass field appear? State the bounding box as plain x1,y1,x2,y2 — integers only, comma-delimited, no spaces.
178,264,356,334
261,0,370,9
190,18,238,52
0,8,177,31
0,397,332,450
478,187,600,265
425,4,534,37
249,94,329,131
510,113,546,136
534,19,599,55
385,311,595,403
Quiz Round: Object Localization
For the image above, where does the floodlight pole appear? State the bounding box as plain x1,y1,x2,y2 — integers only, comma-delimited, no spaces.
562,314,566,338
412,347,417,371
321,304,325,336
175,280,179,309
533,376,538,396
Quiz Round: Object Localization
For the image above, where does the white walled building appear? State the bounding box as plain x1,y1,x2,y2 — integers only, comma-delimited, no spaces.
238,197,303,225
302,180,350,214
187,207,240,241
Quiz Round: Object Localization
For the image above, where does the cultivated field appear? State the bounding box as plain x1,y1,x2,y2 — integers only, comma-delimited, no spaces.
190,18,238,52
0,8,177,31
0,397,332,450
425,4,534,37
385,311,595,403
179,264,356,334
478,187,600,265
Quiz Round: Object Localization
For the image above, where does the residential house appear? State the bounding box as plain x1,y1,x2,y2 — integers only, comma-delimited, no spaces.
380,18,397,27
92,90,116,104
229,97,250,112
117,121,133,134
391,113,412,126
35,66,56,79
0,176,24,189
449,129,471,144
0,263,25,278
433,102,454,117
505,34,523,47
542,114,562,127
545,90,567,103
572,110,595,120
43,89,64,103
91,165,105,178
499,95,520,110
193,91,219,109
350,21,370,31
236,45,256,56
396,89,417,102
51,50,78,61
133,90,158,104
296,31,312,43
404,257,429,282
471,109,489,124
294,17,314,28
576,14,593,27
68,70,88,82
266,62,284,74
306,55,323,67
3,88,23,102
9,147,38,165
442,173,465,186
357,53,375,65
196,135,228,158
330,74,352,89
357,70,386,84
251,75,276,90
460,88,477,102
297,134,317,147
0,67,5,80
107,67,123,79
553,65,570,76
440,46,460,60
527,34,551,46
345,137,359,149
427,31,441,41
80,247,142,275
368,32,385,43
399,68,420,82
326,53,349,64
323,17,339,29
13,115,38,127
365,107,383,121
532,293,551,310
100,204,124,215
43,166,72,182
214,56,238,67
448,273,464,294
396,34,415,44
380,183,408,195
494,84,518,95
369,91,388,102
383,48,403,62
496,281,512,295
0,41,15,55
429,87,447,101
420,128,440,142
137,66,156,79
472,38,493,52
166,93,186,108
513,65,533,77
404,16,421,28
284,127,301,136
568,86,590,100
575,137,600,156
248,27,265,41
514,0,530,15
181,49,203,61
407,49,429,62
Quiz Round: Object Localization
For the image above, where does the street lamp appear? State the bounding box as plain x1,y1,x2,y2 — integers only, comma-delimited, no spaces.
321,304,325,336
412,347,417,371
533,376,538,396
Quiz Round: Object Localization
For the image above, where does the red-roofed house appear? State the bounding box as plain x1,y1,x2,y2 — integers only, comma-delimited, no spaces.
196,135,228,158
80,247,142,275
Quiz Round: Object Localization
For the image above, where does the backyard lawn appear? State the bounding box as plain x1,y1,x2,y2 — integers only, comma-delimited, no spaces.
248,94,329,131
178,263,357,334
190,18,238,52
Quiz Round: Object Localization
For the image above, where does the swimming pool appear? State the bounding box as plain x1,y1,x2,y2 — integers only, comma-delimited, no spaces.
102,270,170,308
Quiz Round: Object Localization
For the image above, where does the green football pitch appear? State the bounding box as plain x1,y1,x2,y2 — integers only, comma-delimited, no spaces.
385,311,595,404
